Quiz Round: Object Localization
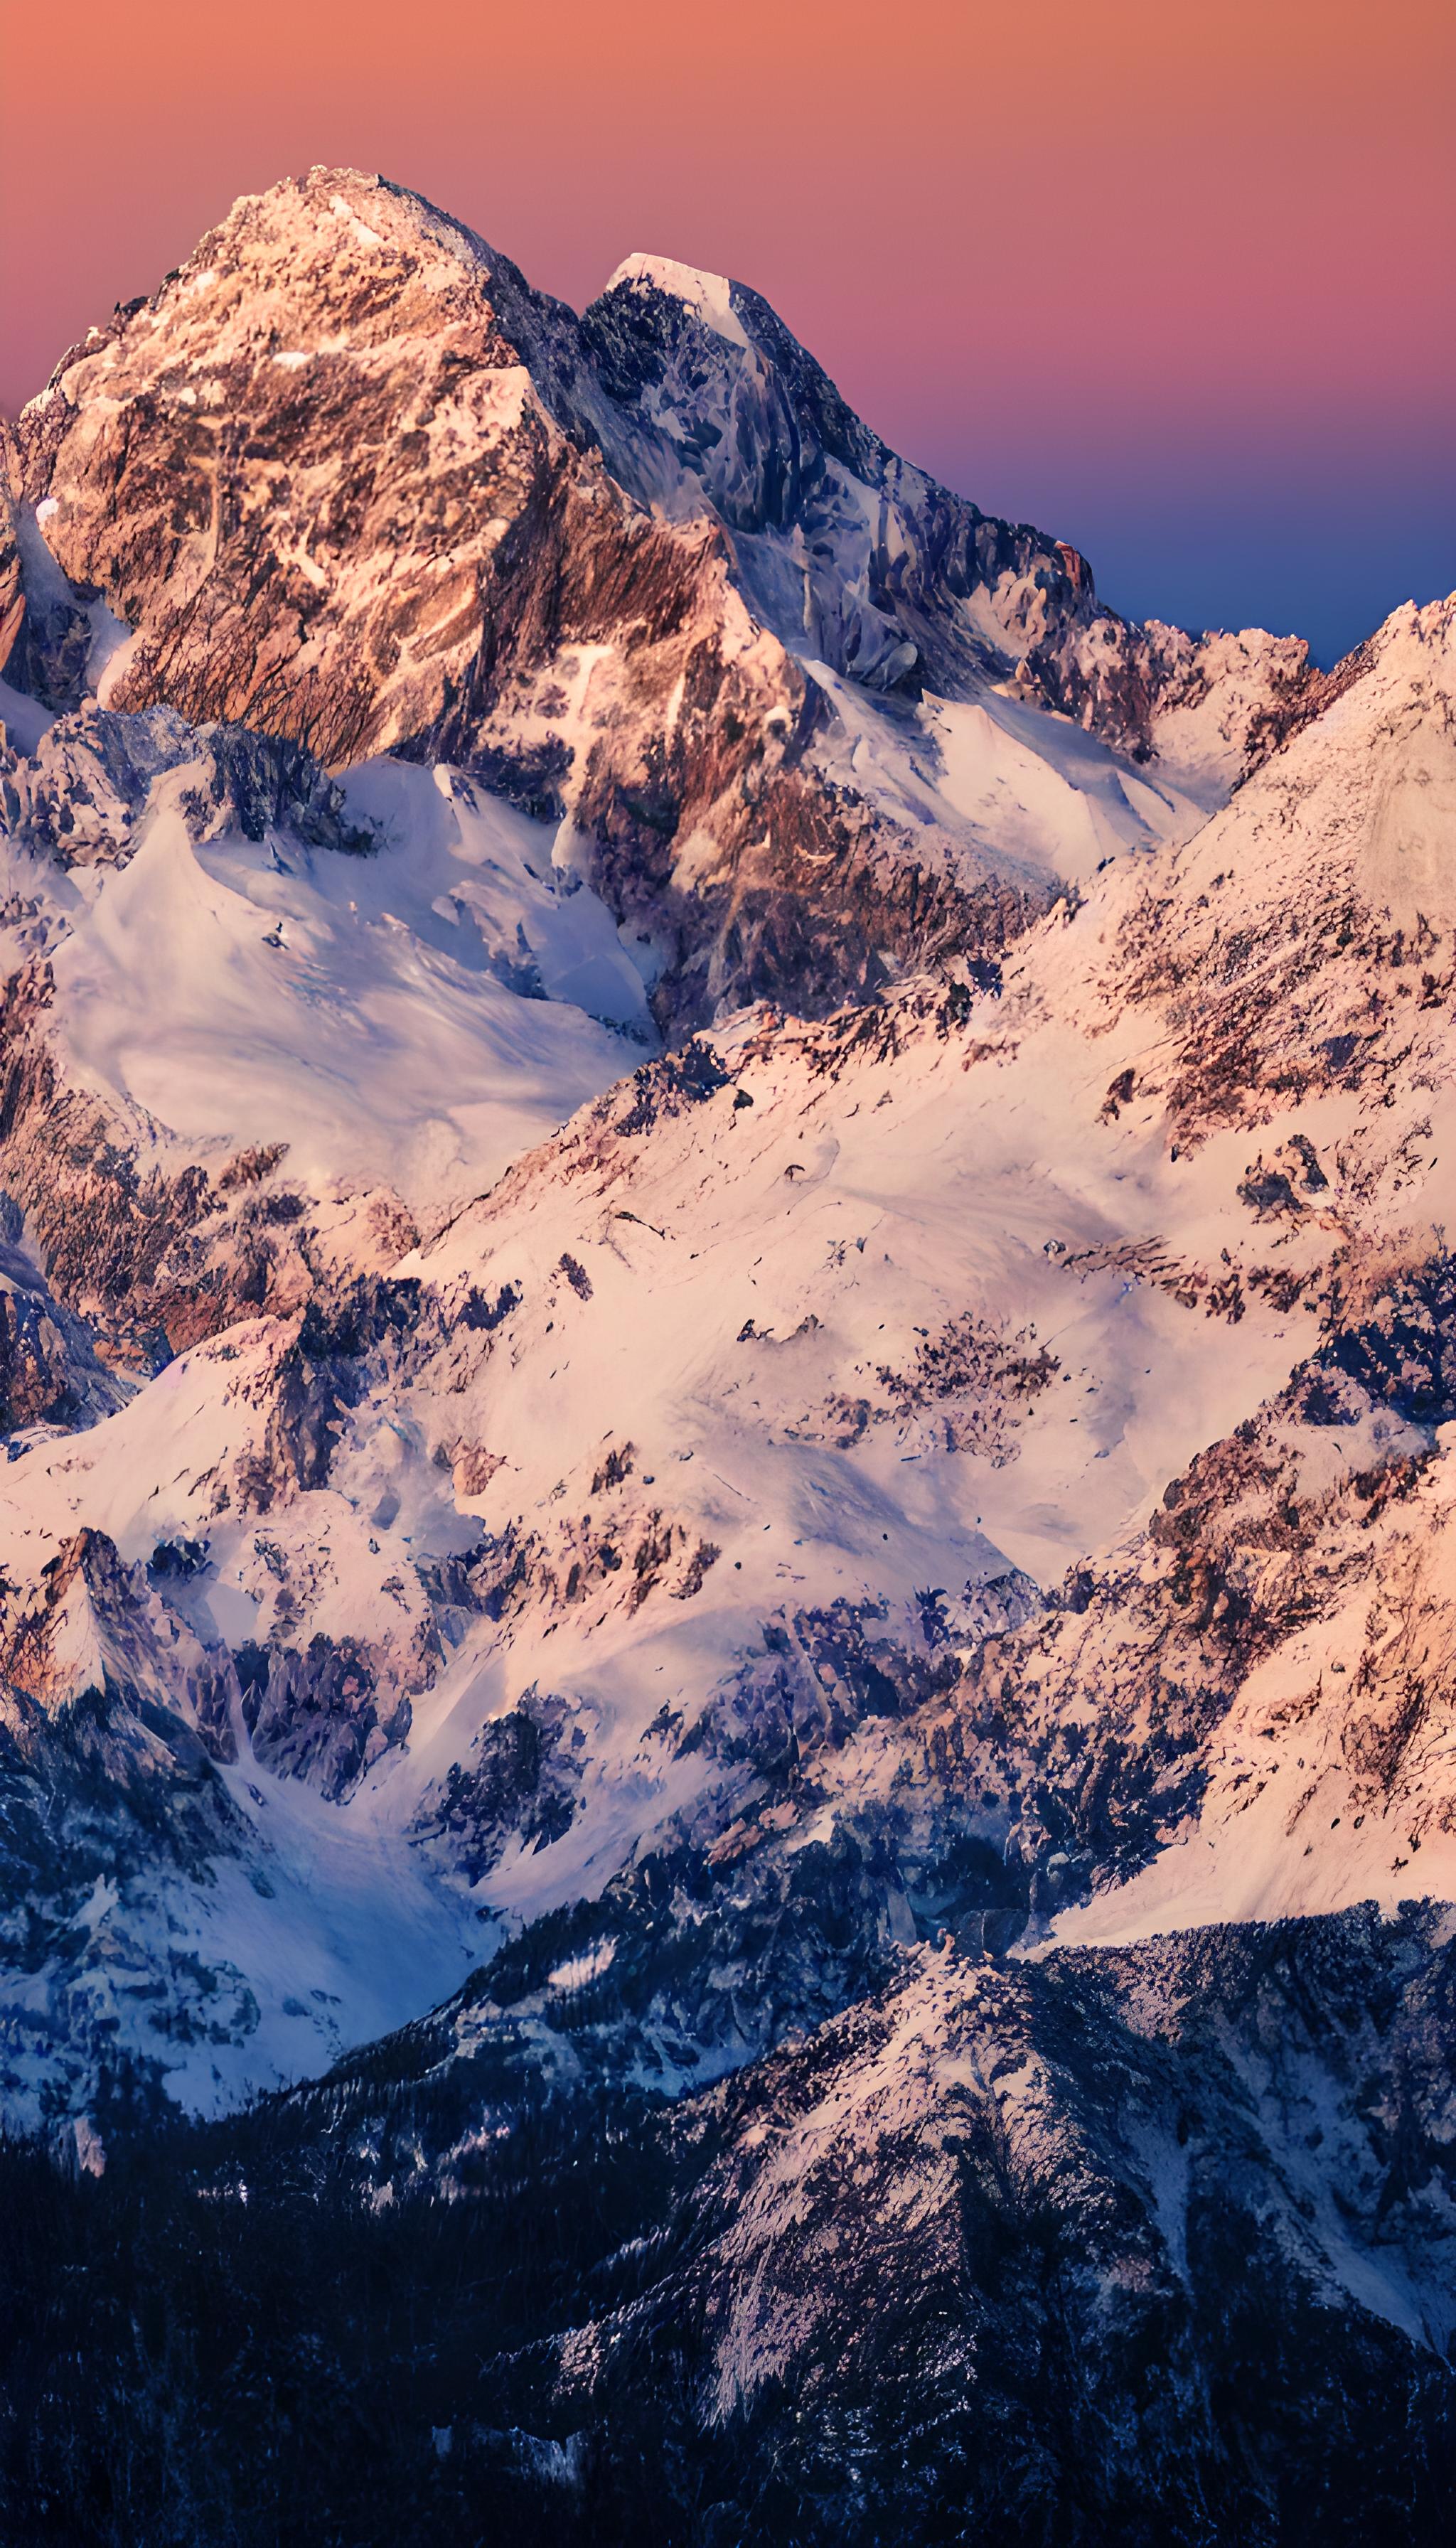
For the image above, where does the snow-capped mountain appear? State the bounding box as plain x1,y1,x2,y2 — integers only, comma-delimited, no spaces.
8,167,1318,1034
0,165,1452,2546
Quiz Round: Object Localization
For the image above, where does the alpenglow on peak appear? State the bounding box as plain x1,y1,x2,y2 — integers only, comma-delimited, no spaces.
600,250,751,347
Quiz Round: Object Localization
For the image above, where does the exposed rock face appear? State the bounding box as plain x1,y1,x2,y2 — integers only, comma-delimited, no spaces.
585,253,1317,784
0,163,1452,2547
20,177,719,781
584,252,1102,697
0,1524,239,1752
0,1214,124,1433
235,1629,413,1799
1,419,95,713
10,173,921,1023
0,441,26,680
0,700,373,867
7,168,1317,1026
0,959,322,1370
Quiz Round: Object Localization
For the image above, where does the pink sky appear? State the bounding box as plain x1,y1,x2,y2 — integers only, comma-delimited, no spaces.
4,0,1452,658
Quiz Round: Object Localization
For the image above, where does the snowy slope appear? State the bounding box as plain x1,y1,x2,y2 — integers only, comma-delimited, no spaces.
0,594,1450,2124
40,756,651,1218
2,163,1455,2548
0,168,1452,2146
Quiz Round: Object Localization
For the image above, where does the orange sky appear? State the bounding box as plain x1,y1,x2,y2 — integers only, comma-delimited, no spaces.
3,0,1452,658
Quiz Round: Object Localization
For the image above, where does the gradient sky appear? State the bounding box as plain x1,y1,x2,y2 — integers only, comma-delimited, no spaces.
4,0,1452,664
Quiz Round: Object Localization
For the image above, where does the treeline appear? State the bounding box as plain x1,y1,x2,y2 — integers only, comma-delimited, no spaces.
0,2081,716,2548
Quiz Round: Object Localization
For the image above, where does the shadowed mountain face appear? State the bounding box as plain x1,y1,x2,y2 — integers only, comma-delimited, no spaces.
3,1907,1452,2544
0,165,1453,2547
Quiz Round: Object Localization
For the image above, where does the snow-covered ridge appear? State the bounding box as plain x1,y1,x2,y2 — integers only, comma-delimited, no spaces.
5,166,1326,1034
603,252,751,348
580,223,1319,789
0,581,1452,2126
1,164,1455,2188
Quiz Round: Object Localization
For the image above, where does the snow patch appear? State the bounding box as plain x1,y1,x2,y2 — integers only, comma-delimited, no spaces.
45,754,653,1219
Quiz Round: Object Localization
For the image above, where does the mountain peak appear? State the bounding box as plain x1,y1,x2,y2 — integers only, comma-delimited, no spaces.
601,251,751,348
3,162,1456,2542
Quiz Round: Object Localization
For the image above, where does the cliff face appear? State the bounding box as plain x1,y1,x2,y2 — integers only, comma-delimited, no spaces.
7,168,1317,1030
0,574,1450,2137
6,175,983,1025
0,165,1451,2547
583,250,1317,784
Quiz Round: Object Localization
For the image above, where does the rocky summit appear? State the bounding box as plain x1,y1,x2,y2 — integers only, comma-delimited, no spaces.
0,166,1452,2547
